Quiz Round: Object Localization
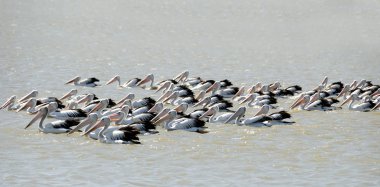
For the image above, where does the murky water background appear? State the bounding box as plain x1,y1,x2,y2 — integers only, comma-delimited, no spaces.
1,0,380,186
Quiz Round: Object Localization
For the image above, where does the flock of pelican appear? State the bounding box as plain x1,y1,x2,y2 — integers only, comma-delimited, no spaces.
1,71,379,144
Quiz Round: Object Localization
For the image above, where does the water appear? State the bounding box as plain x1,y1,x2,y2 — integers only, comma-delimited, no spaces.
1,0,380,186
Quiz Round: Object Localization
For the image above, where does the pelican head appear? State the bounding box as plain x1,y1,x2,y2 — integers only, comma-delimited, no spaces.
105,75,121,86
18,90,38,103
67,113,98,135
65,76,81,85
0,95,17,110
137,74,154,87
60,89,78,100
82,116,111,136
224,106,246,124
153,110,177,125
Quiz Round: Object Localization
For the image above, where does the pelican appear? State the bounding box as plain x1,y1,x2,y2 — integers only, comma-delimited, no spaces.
24,107,80,133
65,76,99,87
110,110,155,125
340,94,377,111
224,107,272,127
109,112,158,134
193,80,216,91
153,110,208,133
132,97,156,109
0,95,20,110
136,74,156,89
162,91,198,106
173,70,189,83
131,102,163,116
47,102,88,120
198,106,238,124
206,81,243,98
239,93,277,108
291,95,338,111
83,116,141,144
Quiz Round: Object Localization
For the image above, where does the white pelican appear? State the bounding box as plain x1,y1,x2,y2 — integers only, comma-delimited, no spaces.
153,110,208,133
65,76,99,87
340,94,377,111
83,116,141,144
109,112,158,134
24,107,80,133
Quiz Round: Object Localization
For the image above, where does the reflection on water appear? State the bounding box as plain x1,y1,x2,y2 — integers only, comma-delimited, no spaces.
1,0,380,186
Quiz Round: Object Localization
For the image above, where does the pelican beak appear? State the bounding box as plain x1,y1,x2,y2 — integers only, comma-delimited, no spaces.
137,74,154,87
337,85,350,98
198,108,216,120
18,90,38,103
60,89,77,100
148,103,163,113
0,95,16,110
153,113,171,125
253,105,269,117
321,76,328,87
225,107,245,124
349,80,358,90
232,86,245,100
150,108,170,123
193,97,210,108
65,76,80,85
82,119,105,136
195,91,206,100
67,115,94,135
162,92,178,103
105,76,120,85
239,94,253,104
156,90,171,102
205,82,218,93
174,70,189,82
339,95,353,107
247,85,255,94
89,101,104,113
290,96,306,109
370,89,380,97
116,93,135,105
108,112,122,122
254,82,262,92
309,91,320,104
155,82,172,93
77,95,91,104
371,102,380,111
16,99,33,112
290,94,305,109
24,108,45,129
